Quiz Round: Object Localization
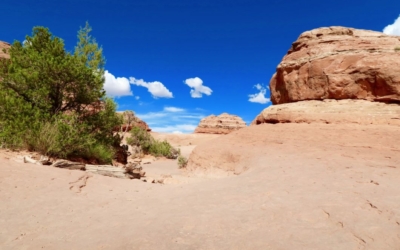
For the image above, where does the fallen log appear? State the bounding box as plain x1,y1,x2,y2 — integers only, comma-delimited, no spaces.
23,156,38,164
85,165,127,179
85,164,146,179
23,155,52,165
52,160,85,170
50,159,145,179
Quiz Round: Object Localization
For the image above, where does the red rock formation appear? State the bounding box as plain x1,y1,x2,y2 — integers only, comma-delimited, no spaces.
271,26,400,104
0,41,10,59
116,111,151,132
194,113,246,134
251,99,400,126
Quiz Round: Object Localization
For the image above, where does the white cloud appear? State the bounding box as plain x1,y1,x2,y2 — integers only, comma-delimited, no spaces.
136,109,206,134
151,124,197,133
383,15,400,36
255,83,263,90
129,77,173,98
135,96,140,100
164,106,185,112
184,77,212,98
136,112,168,120
104,70,133,97
248,84,270,104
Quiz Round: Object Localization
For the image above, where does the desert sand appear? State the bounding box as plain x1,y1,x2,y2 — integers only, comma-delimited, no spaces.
1,123,400,249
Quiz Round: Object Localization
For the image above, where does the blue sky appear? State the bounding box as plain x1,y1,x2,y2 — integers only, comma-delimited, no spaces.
1,0,400,133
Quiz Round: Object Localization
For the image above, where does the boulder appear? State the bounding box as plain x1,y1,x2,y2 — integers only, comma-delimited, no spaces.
270,26,400,104
194,113,246,134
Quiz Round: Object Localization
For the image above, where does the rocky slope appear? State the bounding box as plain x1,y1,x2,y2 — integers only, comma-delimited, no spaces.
270,26,400,104
194,113,246,134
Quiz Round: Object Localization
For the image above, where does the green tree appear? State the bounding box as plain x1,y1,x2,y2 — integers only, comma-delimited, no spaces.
0,24,122,163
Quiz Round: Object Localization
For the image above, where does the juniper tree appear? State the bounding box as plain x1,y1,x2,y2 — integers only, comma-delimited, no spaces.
0,24,121,162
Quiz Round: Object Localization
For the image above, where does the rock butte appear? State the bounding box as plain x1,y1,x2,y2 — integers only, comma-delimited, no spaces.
270,26,400,104
194,113,246,134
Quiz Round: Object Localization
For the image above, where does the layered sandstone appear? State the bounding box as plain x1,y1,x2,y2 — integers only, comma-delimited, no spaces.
251,99,400,126
194,113,246,134
271,26,400,104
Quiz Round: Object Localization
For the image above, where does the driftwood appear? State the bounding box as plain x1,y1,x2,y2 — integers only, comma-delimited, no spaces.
22,157,147,180
85,165,127,178
125,163,146,179
85,163,145,179
23,156,37,164
52,160,85,170
23,155,52,165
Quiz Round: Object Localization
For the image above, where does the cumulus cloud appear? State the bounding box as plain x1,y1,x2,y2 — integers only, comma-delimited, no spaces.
129,77,173,98
104,70,133,97
136,109,206,134
248,84,270,104
164,106,185,112
184,77,212,98
383,15,400,36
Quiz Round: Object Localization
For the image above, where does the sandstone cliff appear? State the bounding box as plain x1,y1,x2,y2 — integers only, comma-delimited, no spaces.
270,26,400,104
194,113,246,134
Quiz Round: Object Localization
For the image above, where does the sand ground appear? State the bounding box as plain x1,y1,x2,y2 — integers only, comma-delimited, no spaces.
1,124,400,249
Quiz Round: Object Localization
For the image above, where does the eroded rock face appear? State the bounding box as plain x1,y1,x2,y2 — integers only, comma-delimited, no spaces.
251,100,400,126
116,111,151,132
271,26,400,104
0,41,10,59
194,113,246,134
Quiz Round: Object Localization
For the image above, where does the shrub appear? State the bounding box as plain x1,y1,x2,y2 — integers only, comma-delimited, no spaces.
177,155,188,169
24,114,115,164
395,47,400,52
149,140,179,159
126,127,153,152
126,127,179,159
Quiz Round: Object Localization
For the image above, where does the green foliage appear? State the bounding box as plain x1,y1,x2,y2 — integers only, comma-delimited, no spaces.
25,115,115,164
149,140,179,159
177,155,188,169
126,127,179,159
126,127,154,152
0,24,121,163
74,22,105,72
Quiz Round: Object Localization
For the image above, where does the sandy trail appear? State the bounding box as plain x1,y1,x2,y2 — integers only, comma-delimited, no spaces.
1,124,400,249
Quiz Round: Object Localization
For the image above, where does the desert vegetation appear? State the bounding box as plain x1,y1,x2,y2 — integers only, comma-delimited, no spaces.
177,155,188,169
0,23,122,163
126,127,179,159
